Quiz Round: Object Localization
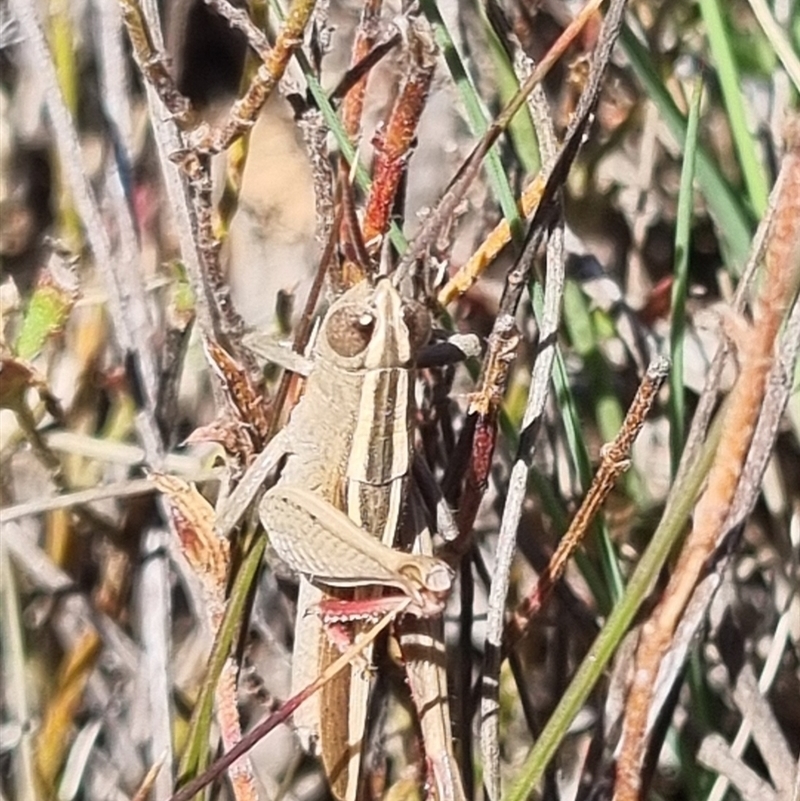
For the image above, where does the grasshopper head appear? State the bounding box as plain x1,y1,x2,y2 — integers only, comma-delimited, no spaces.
317,279,431,370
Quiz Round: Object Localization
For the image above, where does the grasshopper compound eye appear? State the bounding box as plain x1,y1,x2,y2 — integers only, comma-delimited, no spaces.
325,305,376,357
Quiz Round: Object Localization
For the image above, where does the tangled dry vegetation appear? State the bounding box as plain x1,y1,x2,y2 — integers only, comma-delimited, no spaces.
1,1,799,800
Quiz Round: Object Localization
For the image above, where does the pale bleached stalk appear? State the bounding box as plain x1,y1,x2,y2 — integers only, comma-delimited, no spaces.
479,34,564,801
139,529,175,799
0,541,37,801
93,0,134,159
41,430,204,474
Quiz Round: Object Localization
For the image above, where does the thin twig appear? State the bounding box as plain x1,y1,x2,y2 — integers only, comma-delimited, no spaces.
0,478,156,523
510,357,670,638
437,0,560,307
698,734,778,801
118,0,196,128
40,430,205,474
297,106,336,250
340,0,382,137
329,0,383,292
732,667,795,793
699,664,796,799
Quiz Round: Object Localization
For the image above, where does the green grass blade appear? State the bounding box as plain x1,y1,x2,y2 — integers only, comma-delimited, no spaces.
178,533,267,781
475,3,541,176
697,0,769,216
669,78,703,475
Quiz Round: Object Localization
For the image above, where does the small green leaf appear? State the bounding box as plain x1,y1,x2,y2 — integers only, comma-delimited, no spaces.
14,252,79,361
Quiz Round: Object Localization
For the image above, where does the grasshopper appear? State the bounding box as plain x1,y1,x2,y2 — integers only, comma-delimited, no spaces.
218,278,466,801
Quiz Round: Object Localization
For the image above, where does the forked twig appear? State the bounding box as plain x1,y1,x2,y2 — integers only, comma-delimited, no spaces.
189,0,318,155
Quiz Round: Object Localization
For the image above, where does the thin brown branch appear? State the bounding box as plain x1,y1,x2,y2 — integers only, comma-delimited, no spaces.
177,149,257,374
118,0,196,129
190,0,318,155
511,356,670,639
265,202,343,441
330,32,401,108
127,0,221,397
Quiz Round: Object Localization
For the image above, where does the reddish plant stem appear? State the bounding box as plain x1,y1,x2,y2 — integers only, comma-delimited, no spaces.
361,18,436,250
331,0,383,291
447,315,520,553
614,119,800,801
342,0,383,139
